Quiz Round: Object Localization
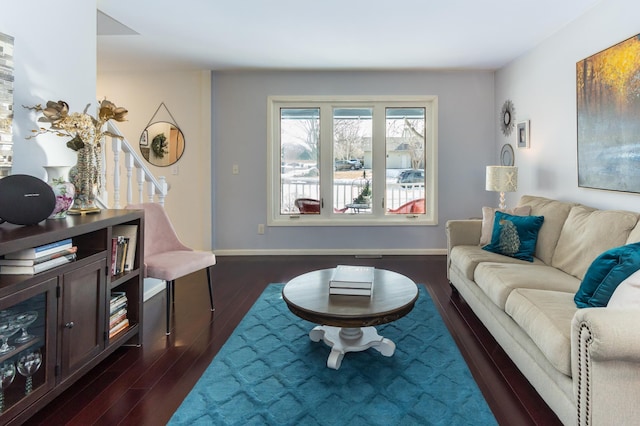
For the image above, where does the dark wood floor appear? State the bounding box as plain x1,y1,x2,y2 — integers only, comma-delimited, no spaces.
25,255,562,425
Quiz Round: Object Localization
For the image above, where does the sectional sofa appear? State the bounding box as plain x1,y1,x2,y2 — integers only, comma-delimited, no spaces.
446,195,640,425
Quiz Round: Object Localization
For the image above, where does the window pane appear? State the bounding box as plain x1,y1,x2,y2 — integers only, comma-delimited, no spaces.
333,108,372,214
385,107,426,214
280,108,320,214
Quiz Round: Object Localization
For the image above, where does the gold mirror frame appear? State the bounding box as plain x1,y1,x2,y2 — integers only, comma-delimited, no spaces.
140,121,185,167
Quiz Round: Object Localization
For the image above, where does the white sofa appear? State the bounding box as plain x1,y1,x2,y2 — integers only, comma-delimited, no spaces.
446,195,640,425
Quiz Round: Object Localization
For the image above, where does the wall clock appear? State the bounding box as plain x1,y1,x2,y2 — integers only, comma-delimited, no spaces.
500,99,516,137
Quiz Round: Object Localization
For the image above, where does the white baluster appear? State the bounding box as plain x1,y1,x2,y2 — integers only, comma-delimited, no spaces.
158,176,167,206
147,181,156,203
137,168,146,203
125,152,134,206
111,138,122,208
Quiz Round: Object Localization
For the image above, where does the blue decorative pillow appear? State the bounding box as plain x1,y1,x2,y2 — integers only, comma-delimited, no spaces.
574,242,640,308
482,211,544,262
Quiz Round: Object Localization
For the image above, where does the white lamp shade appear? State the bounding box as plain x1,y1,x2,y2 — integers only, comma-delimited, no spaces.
486,166,518,192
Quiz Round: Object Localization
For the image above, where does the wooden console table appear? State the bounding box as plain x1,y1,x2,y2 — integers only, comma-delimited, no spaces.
0,210,144,425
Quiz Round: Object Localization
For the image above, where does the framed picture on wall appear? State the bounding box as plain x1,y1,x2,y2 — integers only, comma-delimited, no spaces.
517,121,529,148
140,130,149,147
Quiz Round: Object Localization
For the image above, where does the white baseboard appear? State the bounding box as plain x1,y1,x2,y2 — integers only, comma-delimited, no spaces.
212,248,446,256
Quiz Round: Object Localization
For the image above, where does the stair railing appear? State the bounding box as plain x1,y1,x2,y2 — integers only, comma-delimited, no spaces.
99,122,168,208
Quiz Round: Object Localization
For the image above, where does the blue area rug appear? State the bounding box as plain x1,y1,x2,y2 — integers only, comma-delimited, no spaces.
169,284,496,425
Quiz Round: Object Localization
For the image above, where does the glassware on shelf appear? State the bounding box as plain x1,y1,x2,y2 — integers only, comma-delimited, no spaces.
0,322,19,354
0,362,15,413
17,350,42,395
12,311,38,344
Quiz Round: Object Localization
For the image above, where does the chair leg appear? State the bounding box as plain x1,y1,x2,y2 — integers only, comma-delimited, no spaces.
206,266,215,312
166,280,174,335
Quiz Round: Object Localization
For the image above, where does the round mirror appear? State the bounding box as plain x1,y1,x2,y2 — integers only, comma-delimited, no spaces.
140,121,185,167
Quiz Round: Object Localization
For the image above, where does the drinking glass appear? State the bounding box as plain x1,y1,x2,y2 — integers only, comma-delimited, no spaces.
13,311,38,344
0,322,19,354
0,362,15,413
17,350,42,395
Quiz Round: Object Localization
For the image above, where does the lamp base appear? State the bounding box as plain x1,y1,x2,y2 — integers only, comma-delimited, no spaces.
499,192,507,210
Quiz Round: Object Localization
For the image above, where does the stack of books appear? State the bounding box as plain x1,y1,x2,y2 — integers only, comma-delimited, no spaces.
109,292,129,339
0,238,77,275
329,265,375,296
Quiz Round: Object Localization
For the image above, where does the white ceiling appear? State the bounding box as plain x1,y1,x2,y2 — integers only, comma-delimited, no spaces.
97,0,602,73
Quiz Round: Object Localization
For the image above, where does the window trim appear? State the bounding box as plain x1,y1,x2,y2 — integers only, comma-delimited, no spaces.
267,95,438,227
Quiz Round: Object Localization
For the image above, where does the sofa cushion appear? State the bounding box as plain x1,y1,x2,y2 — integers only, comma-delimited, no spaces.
505,289,577,376
483,211,544,262
474,262,580,310
479,205,532,246
574,242,640,308
608,269,640,307
517,195,577,265
449,245,537,281
627,221,640,244
552,206,639,280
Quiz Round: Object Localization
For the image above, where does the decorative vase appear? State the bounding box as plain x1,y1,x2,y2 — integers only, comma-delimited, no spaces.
68,144,101,214
43,166,75,219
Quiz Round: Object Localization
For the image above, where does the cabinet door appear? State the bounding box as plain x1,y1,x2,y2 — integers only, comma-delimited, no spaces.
59,259,106,379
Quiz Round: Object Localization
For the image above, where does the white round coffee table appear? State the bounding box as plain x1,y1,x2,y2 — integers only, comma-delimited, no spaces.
282,268,418,369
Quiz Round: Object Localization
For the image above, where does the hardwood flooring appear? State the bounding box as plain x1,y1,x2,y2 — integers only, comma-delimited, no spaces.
25,255,562,425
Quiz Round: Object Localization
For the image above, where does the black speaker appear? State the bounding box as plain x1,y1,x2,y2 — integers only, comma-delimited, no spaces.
0,174,56,226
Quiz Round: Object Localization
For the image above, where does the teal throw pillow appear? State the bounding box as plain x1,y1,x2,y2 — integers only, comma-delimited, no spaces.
482,211,544,262
574,242,640,308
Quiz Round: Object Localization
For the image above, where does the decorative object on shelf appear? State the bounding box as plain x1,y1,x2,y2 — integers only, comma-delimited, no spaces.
486,165,518,210
500,143,514,166
24,98,128,214
17,349,42,395
517,120,530,148
140,102,185,167
500,99,516,137
577,33,640,194
13,311,38,344
43,166,74,219
0,361,15,414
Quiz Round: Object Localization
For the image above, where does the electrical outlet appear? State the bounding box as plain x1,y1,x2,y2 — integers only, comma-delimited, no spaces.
257,224,265,234
232,164,239,175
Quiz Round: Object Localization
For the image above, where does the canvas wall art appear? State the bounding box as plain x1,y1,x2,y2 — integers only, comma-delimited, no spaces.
577,33,640,193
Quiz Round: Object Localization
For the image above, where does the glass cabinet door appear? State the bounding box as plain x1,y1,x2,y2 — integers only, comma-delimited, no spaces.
0,278,56,418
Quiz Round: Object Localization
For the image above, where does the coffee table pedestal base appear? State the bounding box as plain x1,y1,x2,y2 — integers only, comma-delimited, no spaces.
309,326,396,370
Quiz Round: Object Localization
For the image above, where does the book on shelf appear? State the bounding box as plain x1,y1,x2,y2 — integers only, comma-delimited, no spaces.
110,291,128,313
329,265,375,289
0,253,77,275
4,238,73,260
110,236,129,276
329,287,373,296
112,225,138,272
109,318,130,339
109,307,128,328
0,246,78,266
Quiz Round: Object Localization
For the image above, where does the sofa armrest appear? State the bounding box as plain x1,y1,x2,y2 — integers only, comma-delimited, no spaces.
572,308,640,425
445,220,481,279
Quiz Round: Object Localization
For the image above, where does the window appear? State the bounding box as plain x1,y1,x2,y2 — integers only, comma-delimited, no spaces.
267,96,437,226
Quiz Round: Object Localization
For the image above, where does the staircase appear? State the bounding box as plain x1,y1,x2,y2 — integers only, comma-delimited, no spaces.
98,122,168,209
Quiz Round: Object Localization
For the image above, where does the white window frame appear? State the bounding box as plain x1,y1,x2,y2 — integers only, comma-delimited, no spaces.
267,95,438,227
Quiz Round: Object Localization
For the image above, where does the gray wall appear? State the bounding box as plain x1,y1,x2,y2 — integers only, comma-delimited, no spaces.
495,0,640,212
212,70,495,255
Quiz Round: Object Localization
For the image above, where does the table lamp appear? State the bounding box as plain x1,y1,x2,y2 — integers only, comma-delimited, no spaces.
486,166,518,210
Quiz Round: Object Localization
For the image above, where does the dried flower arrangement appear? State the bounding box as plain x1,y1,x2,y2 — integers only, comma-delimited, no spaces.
24,99,128,209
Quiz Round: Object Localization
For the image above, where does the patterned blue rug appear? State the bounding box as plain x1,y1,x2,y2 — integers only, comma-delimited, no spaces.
169,284,496,426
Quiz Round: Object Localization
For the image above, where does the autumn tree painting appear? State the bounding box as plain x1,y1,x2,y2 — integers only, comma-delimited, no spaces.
577,34,640,193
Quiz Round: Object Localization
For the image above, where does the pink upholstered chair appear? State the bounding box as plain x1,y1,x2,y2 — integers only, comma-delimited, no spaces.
126,203,215,335
388,198,425,214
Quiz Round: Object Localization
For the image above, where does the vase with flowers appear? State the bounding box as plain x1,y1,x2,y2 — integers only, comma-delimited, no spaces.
25,99,128,214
